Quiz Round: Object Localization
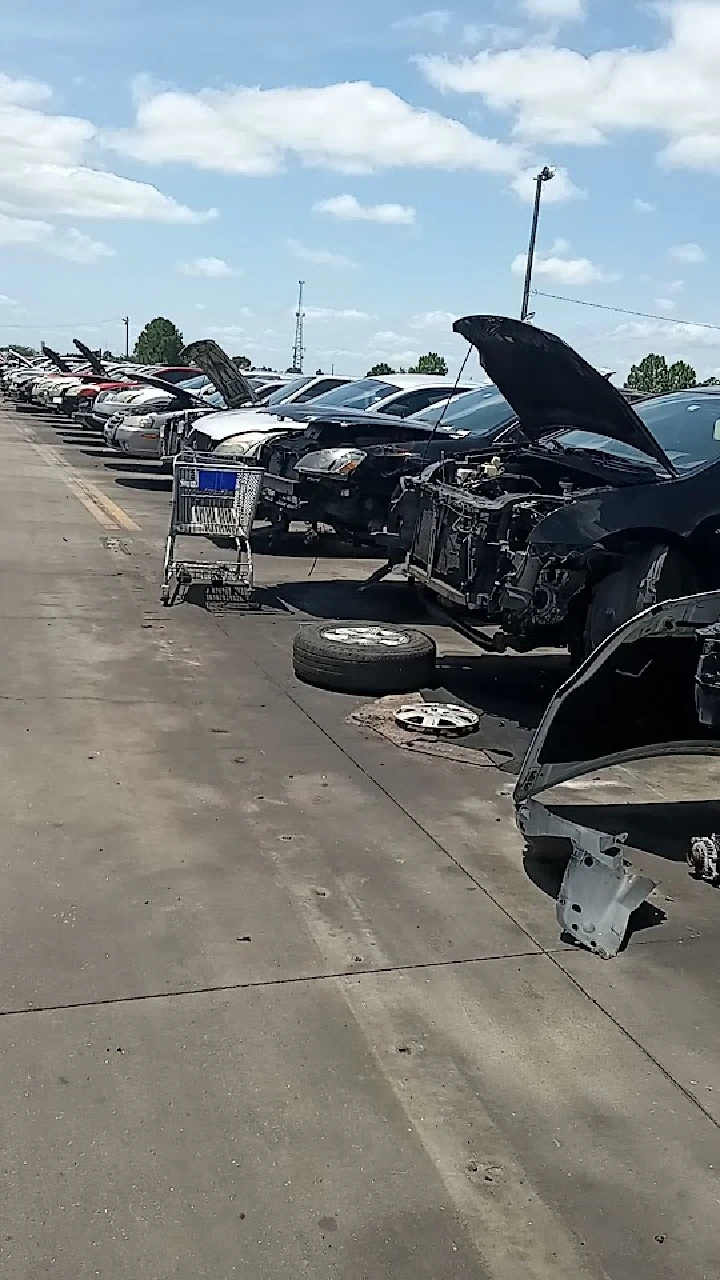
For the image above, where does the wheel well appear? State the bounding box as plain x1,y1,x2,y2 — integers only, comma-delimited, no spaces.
566,529,697,641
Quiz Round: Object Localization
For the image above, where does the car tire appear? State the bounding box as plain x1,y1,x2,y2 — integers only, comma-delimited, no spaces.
292,622,436,694
584,542,697,655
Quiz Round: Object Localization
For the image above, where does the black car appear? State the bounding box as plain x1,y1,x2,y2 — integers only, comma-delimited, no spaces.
401,314,720,659
259,376,478,528
290,385,523,543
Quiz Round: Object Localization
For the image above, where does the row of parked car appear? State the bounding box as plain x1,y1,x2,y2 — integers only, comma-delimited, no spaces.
5,316,720,667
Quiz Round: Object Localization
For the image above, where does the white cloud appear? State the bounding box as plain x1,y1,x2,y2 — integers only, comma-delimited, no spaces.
286,239,359,268
418,2,720,176
655,298,676,312
305,306,376,321
612,319,720,349
509,165,585,203
0,293,17,305
178,256,238,278
410,310,456,328
314,193,416,225
633,198,655,213
461,23,523,47
371,330,413,344
392,10,451,33
667,278,685,293
670,242,706,264
207,325,249,341
108,79,522,179
511,248,617,286
0,73,213,224
0,212,114,262
523,0,584,20
50,228,116,263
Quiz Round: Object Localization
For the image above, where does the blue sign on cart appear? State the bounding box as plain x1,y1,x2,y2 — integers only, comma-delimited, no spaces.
198,469,236,493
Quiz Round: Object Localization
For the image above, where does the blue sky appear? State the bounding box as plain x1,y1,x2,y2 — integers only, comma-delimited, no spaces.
2,0,720,379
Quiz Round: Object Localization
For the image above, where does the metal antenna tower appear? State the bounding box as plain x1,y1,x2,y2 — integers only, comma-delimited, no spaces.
292,280,305,373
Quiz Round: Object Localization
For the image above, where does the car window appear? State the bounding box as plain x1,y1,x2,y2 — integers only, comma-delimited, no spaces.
308,378,400,410
555,392,720,472
155,368,200,385
266,375,313,405
293,377,348,402
380,387,459,418
412,385,514,436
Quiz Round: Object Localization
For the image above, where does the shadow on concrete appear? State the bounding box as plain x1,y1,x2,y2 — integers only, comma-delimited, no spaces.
253,528,385,562
104,460,164,474
113,475,172,493
273,576,426,623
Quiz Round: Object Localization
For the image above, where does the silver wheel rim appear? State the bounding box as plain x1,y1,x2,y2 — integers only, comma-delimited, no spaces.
321,626,411,648
395,703,481,735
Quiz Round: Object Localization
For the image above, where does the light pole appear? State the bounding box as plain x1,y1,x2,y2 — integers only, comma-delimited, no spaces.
520,166,554,322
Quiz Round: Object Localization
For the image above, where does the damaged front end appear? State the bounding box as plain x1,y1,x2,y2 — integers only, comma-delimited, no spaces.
405,447,614,651
514,591,720,955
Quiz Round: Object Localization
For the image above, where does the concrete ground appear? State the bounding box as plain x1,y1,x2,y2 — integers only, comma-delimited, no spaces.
1,402,718,1280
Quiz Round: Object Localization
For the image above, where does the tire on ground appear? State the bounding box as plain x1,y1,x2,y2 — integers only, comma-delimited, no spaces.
584,542,697,654
292,622,436,694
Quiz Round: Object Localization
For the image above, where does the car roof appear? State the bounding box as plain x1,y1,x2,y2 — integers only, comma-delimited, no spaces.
377,373,475,389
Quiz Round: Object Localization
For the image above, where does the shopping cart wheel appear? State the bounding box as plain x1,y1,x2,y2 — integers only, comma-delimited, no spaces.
292,622,435,694
161,584,171,606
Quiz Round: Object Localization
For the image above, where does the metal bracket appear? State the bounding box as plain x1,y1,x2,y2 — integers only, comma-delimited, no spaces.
517,800,657,958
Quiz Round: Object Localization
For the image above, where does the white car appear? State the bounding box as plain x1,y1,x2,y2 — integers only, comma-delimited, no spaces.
190,373,480,461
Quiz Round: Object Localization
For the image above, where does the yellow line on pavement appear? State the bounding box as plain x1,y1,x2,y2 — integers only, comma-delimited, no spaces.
67,480,117,530
21,432,141,532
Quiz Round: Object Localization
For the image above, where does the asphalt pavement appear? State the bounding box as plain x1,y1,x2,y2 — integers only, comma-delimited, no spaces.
1,403,718,1280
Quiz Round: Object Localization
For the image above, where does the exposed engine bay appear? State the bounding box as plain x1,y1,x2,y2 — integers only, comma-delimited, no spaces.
405,443,641,650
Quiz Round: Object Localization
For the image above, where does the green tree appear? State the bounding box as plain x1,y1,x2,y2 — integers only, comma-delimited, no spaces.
626,353,670,394
5,343,37,357
366,362,396,376
410,351,448,376
700,375,720,386
315,367,324,375
667,359,696,390
134,317,184,365
232,354,252,371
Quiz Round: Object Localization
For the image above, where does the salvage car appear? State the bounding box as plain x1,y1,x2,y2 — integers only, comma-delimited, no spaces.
401,314,720,660
291,385,522,545
260,374,478,528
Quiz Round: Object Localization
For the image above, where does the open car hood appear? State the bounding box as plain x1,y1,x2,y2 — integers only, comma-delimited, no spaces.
453,315,675,475
515,591,720,803
182,340,257,409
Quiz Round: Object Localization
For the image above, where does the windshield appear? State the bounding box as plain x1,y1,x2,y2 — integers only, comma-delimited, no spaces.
308,378,400,411
412,385,514,437
177,375,210,391
555,392,720,472
266,376,313,405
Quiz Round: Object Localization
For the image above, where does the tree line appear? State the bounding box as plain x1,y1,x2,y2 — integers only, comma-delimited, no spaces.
626,352,719,393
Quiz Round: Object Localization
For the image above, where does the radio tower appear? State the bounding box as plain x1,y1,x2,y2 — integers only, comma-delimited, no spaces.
292,280,305,373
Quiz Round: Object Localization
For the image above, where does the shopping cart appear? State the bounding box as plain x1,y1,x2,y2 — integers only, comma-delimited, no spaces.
161,451,264,605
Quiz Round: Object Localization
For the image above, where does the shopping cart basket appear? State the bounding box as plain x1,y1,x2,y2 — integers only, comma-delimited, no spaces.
161,451,264,605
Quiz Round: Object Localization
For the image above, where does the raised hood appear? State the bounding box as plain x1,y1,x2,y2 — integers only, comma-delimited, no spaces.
453,315,675,474
43,346,72,374
182,340,257,409
73,338,105,376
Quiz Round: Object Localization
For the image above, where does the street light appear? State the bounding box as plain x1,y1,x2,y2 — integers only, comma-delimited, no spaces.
520,166,554,322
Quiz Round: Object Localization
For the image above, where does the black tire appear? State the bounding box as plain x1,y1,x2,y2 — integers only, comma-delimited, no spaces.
292,622,436,694
584,542,696,654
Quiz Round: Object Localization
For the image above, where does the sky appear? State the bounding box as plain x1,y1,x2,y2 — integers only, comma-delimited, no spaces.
2,0,720,380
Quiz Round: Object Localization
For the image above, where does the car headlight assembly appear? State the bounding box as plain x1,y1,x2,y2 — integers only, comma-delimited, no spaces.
295,448,367,477
213,433,265,457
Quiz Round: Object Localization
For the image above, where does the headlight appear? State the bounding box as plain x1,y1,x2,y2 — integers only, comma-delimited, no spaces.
213,432,266,457
295,448,367,476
